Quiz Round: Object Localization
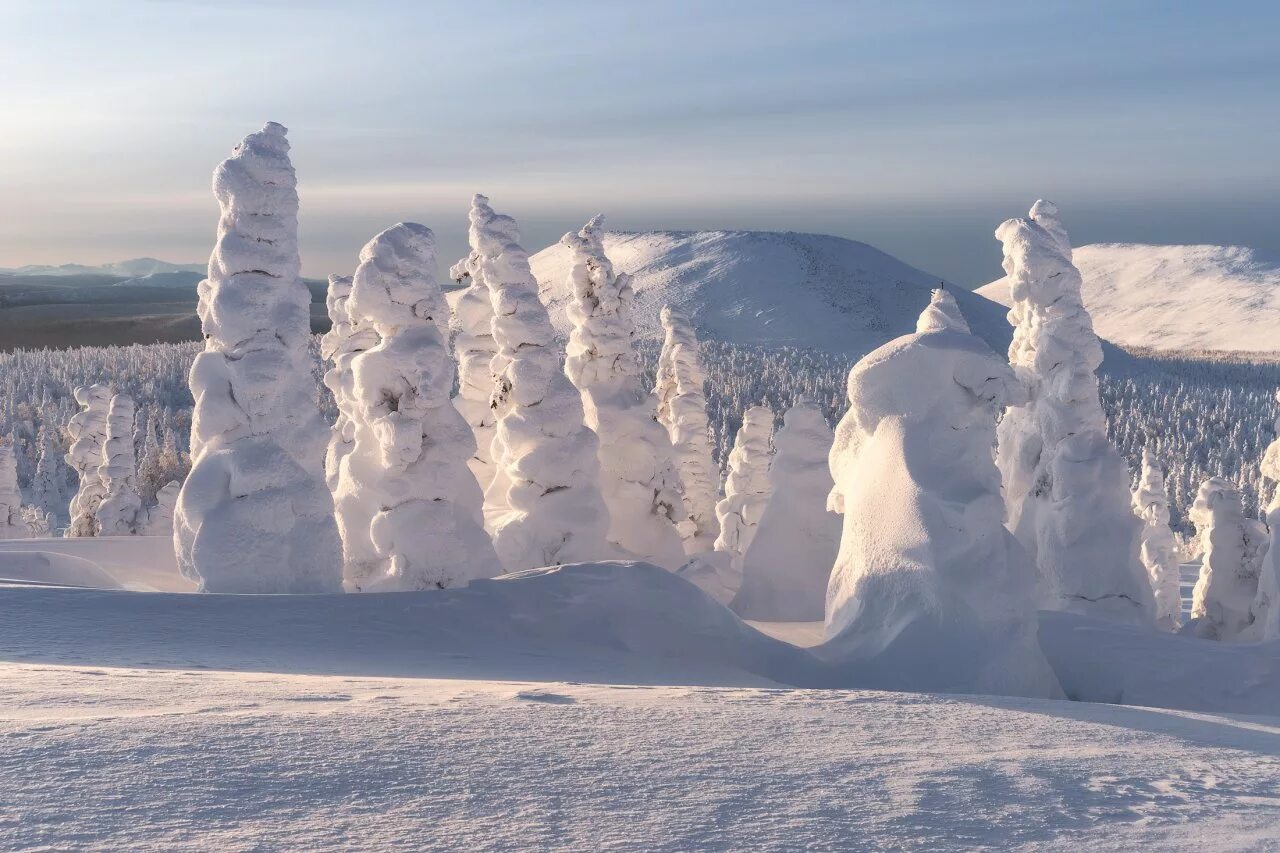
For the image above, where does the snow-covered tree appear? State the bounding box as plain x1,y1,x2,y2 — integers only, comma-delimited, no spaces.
135,411,165,505
141,481,180,536
175,122,343,593
335,222,500,591
20,505,52,538
1132,447,1182,630
449,249,503,510
0,442,26,539
824,290,1059,698
96,393,142,535
467,195,610,570
562,215,687,568
995,200,1155,625
321,274,377,494
732,396,839,621
655,305,720,552
65,383,110,538
1186,477,1268,641
1252,391,1280,641
30,426,62,526
713,404,774,587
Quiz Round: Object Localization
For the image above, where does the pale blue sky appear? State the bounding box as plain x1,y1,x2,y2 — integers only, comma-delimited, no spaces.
2,0,1277,285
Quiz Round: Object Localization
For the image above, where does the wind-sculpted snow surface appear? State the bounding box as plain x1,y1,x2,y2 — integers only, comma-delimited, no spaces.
713,405,773,587
65,383,110,537
995,201,1154,626
655,306,720,552
175,123,342,593
1132,448,1182,630
733,397,839,621
821,290,1060,699
1185,477,1268,641
95,394,142,535
468,195,609,570
335,223,500,591
563,216,687,568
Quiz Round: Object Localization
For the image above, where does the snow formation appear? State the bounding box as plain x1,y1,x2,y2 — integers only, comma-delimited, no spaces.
141,481,180,536
448,248,502,506
732,397,839,621
713,405,774,588
30,429,63,527
0,443,24,539
654,305,720,552
562,216,687,568
321,274,377,493
1253,393,1280,641
466,195,609,570
995,201,1154,626
1132,447,1182,630
95,394,142,535
65,384,111,538
1185,477,1268,641
822,289,1060,699
335,222,500,591
175,122,343,594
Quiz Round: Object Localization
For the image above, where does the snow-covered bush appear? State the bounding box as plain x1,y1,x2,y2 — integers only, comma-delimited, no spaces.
732,397,839,621
20,505,52,538
95,393,142,535
654,306,720,552
175,122,343,593
995,201,1154,625
449,248,502,506
562,216,686,568
1132,447,1182,630
1185,477,1268,641
467,195,609,570
713,404,773,586
336,222,500,591
823,290,1059,698
65,383,111,537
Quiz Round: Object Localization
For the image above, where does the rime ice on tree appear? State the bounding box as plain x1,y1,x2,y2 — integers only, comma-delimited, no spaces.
96,393,143,535
321,274,377,493
334,222,500,590
65,384,111,538
562,216,687,569
1132,447,1182,630
732,397,839,621
995,201,1154,625
142,481,180,536
713,405,774,588
823,290,1059,699
467,195,609,570
175,122,343,593
0,442,25,539
1252,390,1280,641
449,248,503,514
655,305,720,553
1185,477,1267,641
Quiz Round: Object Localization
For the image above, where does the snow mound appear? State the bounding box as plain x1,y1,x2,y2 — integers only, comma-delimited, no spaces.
979,243,1280,354
531,230,1012,354
0,551,121,589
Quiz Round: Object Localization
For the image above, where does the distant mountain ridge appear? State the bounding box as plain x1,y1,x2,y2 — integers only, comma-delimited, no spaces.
0,258,205,278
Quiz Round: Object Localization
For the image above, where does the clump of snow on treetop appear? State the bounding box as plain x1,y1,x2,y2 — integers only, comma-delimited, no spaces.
978,242,1280,355
820,289,1060,699
175,122,342,594
529,230,1012,355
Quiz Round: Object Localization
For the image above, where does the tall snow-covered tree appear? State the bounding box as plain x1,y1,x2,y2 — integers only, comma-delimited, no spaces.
175,122,343,593
1186,477,1268,641
30,426,63,526
135,411,166,505
0,442,26,539
824,289,1059,698
449,249,503,513
1132,447,1183,630
713,404,774,587
995,200,1154,625
654,305,720,553
335,222,500,591
732,396,839,621
1252,391,1280,641
562,215,687,569
321,274,377,494
96,393,142,535
65,383,111,538
467,194,610,570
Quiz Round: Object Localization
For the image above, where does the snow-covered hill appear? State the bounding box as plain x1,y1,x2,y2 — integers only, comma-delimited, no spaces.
530,230,1012,355
979,244,1280,355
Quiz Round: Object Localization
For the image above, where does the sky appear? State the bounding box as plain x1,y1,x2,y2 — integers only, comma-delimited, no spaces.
1,0,1277,286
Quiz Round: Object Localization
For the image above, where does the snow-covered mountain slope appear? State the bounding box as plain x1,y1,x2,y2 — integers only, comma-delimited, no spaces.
530,230,1012,355
0,258,204,277
979,244,1280,355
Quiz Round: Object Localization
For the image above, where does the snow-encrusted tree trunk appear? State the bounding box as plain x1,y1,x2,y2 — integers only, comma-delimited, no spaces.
1185,477,1268,641
175,122,343,593
562,216,687,569
713,405,774,590
1132,447,1182,630
142,481,181,536
1252,392,1280,641
65,384,110,538
321,274,377,494
994,200,1154,626
449,250,504,515
655,305,720,553
732,397,839,621
0,442,26,539
96,393,143,536
467,195,609,570
824,289,1059,698
335,222,500,591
